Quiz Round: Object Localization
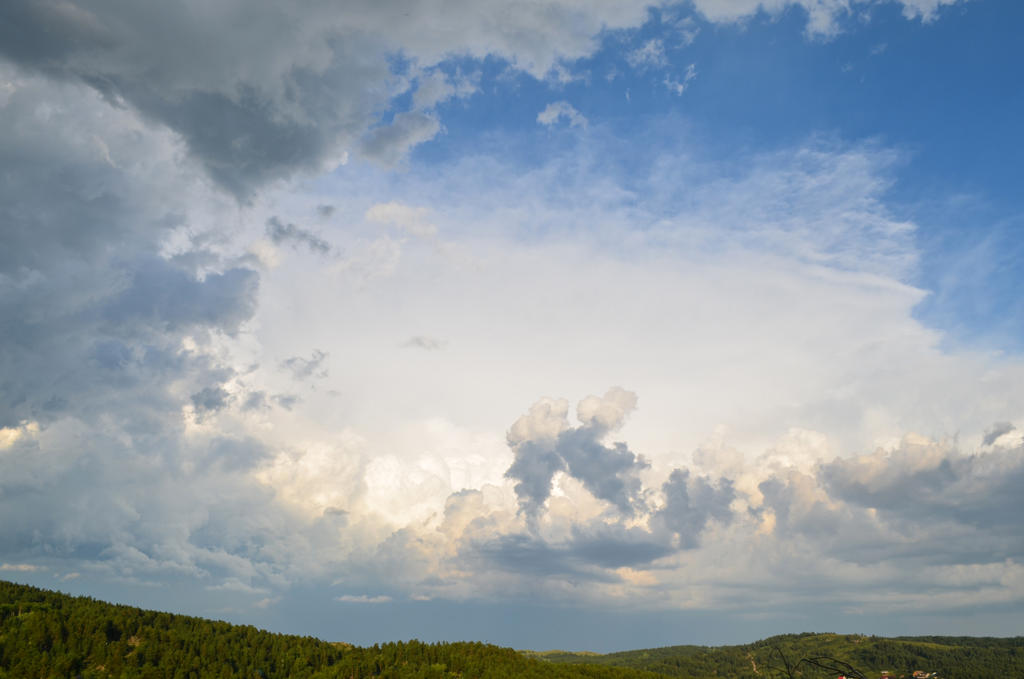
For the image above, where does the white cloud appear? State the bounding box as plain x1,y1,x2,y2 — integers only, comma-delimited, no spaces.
337,594,393,603
0,0,662,194
366,202,438,237
664,63,697,95
537,101,588,128
0,563,43,572
0,0,1003,637
690,0,967,37
0,420,38,449
627,39,668,69
897,0,965,22
412,68,479,110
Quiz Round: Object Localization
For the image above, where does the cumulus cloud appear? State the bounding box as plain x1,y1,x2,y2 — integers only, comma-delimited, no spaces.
503,388,733,554
0,0,967,203
820,437,1024,543
0,69,314,594
505,389,648,519
0,0,662,196
537,101,588,128
0,0,1007,632
653,469,735,549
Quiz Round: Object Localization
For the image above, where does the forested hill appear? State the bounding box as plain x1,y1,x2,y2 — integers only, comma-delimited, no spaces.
3,581,1023,679
532,631,1024,679
0,580,664,679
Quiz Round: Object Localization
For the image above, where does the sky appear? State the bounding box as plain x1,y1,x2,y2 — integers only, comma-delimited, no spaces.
1,0,1023,653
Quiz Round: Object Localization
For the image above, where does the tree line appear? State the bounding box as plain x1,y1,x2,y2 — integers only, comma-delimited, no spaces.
0,581,662,679
3,581,1023,679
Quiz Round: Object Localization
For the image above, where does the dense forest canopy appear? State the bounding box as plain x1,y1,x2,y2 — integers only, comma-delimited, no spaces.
0,581,664,679
534,631,1024,679
2,581,1022,679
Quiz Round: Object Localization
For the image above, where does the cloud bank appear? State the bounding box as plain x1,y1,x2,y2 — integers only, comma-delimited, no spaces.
1,0,1013,649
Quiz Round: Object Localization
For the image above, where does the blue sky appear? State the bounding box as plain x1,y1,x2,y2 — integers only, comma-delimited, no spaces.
2,0,1023,652
414,0,1024,349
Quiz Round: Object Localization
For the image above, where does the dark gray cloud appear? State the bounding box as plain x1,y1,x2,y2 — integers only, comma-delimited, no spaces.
470,529,665,580
360,111,442,166
556,427,650,516
652,469,735,549
266,216,332,255
104,259,259,335
0,70,296,591
504,440,567,519
241,390,300,412
752,438,1024,568
281,350,329,380
505,389,649,519
242,391,269,412
820,443,1024,539
0,1,391,198
316,204,336,218
564,522,675,568
191,386,231,419
983,421,1015,446
0,75,251,430
467,521,676,581
497,390,736,573
0,0,658,198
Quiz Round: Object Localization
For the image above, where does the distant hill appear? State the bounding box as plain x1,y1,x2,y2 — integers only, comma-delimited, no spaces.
532,631,1024,679
3,581,1022,679
0,580,662,679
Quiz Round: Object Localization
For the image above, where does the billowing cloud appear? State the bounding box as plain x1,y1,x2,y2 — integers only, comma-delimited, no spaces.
499,388,735,573
0,0,1013,647
0,0,662,196
653,469,735,549
505,389,649,519
0,0,968,202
